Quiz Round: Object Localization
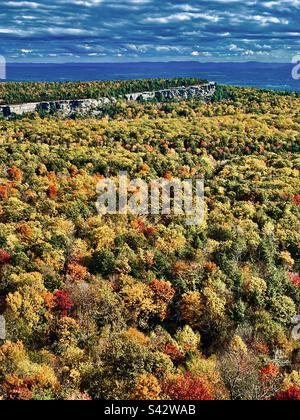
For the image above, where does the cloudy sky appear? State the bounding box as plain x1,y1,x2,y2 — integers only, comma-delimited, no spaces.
0,0,299,62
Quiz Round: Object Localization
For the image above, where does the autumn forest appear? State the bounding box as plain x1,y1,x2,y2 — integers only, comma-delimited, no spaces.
0,80,300,400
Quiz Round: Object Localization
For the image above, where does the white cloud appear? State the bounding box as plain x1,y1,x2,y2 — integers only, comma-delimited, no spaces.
191,51,212,57
229,43,244,52
7,1,40,8
252,15,289,25
145,12,219,24
65,0,102,6
21,15,37,20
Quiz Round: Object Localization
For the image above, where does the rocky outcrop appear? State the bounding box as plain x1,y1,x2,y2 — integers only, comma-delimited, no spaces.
0,82,216,118
125,82,216,102
0,97,112,118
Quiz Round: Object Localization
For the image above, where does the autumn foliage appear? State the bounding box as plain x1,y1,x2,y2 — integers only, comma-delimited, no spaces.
149,279,175,320
274,385,300,400
162,373,214,400
260,363,280,380
164,343,184,363
0,185,9,199
53,291,74,317
47,184,58,199
2,375,35,400
131,374,161,400
67,263,88,282
0,249,12,265
289,272,300,288
0,82,299,400
8,166,23,182
293,194,300,206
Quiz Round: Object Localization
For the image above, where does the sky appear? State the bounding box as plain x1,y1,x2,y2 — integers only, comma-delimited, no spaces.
0,0,299,62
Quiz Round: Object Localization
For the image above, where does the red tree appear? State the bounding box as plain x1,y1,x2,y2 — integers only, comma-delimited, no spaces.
293,194,300,206
164,343,184,363
162,373,213,400
0,249,12,265
53,290,74,317
260,363,279,380
289,272,300,288
47,184,58,199
274,385,300,400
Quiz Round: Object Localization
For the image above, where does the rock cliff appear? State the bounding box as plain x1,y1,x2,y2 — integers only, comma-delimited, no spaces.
0,82,216,118
124,82,216,101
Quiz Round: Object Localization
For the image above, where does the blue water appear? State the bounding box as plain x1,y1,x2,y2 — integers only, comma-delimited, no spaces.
3,62,300,92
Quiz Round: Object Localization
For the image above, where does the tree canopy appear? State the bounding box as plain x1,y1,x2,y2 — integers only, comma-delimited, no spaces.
0,82,299,400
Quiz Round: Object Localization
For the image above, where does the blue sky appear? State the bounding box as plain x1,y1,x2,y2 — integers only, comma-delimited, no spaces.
0,0,299,62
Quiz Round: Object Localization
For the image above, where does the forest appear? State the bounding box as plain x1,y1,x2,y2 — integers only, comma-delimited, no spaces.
0,77,207,105
0,80,299,400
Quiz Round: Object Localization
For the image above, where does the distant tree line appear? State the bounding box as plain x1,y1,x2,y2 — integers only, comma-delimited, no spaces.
0,78,208,105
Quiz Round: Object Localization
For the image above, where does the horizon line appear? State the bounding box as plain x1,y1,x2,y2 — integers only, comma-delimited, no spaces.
5,60,293,65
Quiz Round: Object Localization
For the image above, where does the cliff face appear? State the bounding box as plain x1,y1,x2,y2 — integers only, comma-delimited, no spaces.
125,82,216,101
0,98,112,118
0,82,216,118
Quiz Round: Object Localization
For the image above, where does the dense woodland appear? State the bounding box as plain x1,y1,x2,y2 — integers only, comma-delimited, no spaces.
0,81,300,400
0,78,207,105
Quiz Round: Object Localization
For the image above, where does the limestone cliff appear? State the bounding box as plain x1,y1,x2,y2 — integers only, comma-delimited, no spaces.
0,82,216,118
